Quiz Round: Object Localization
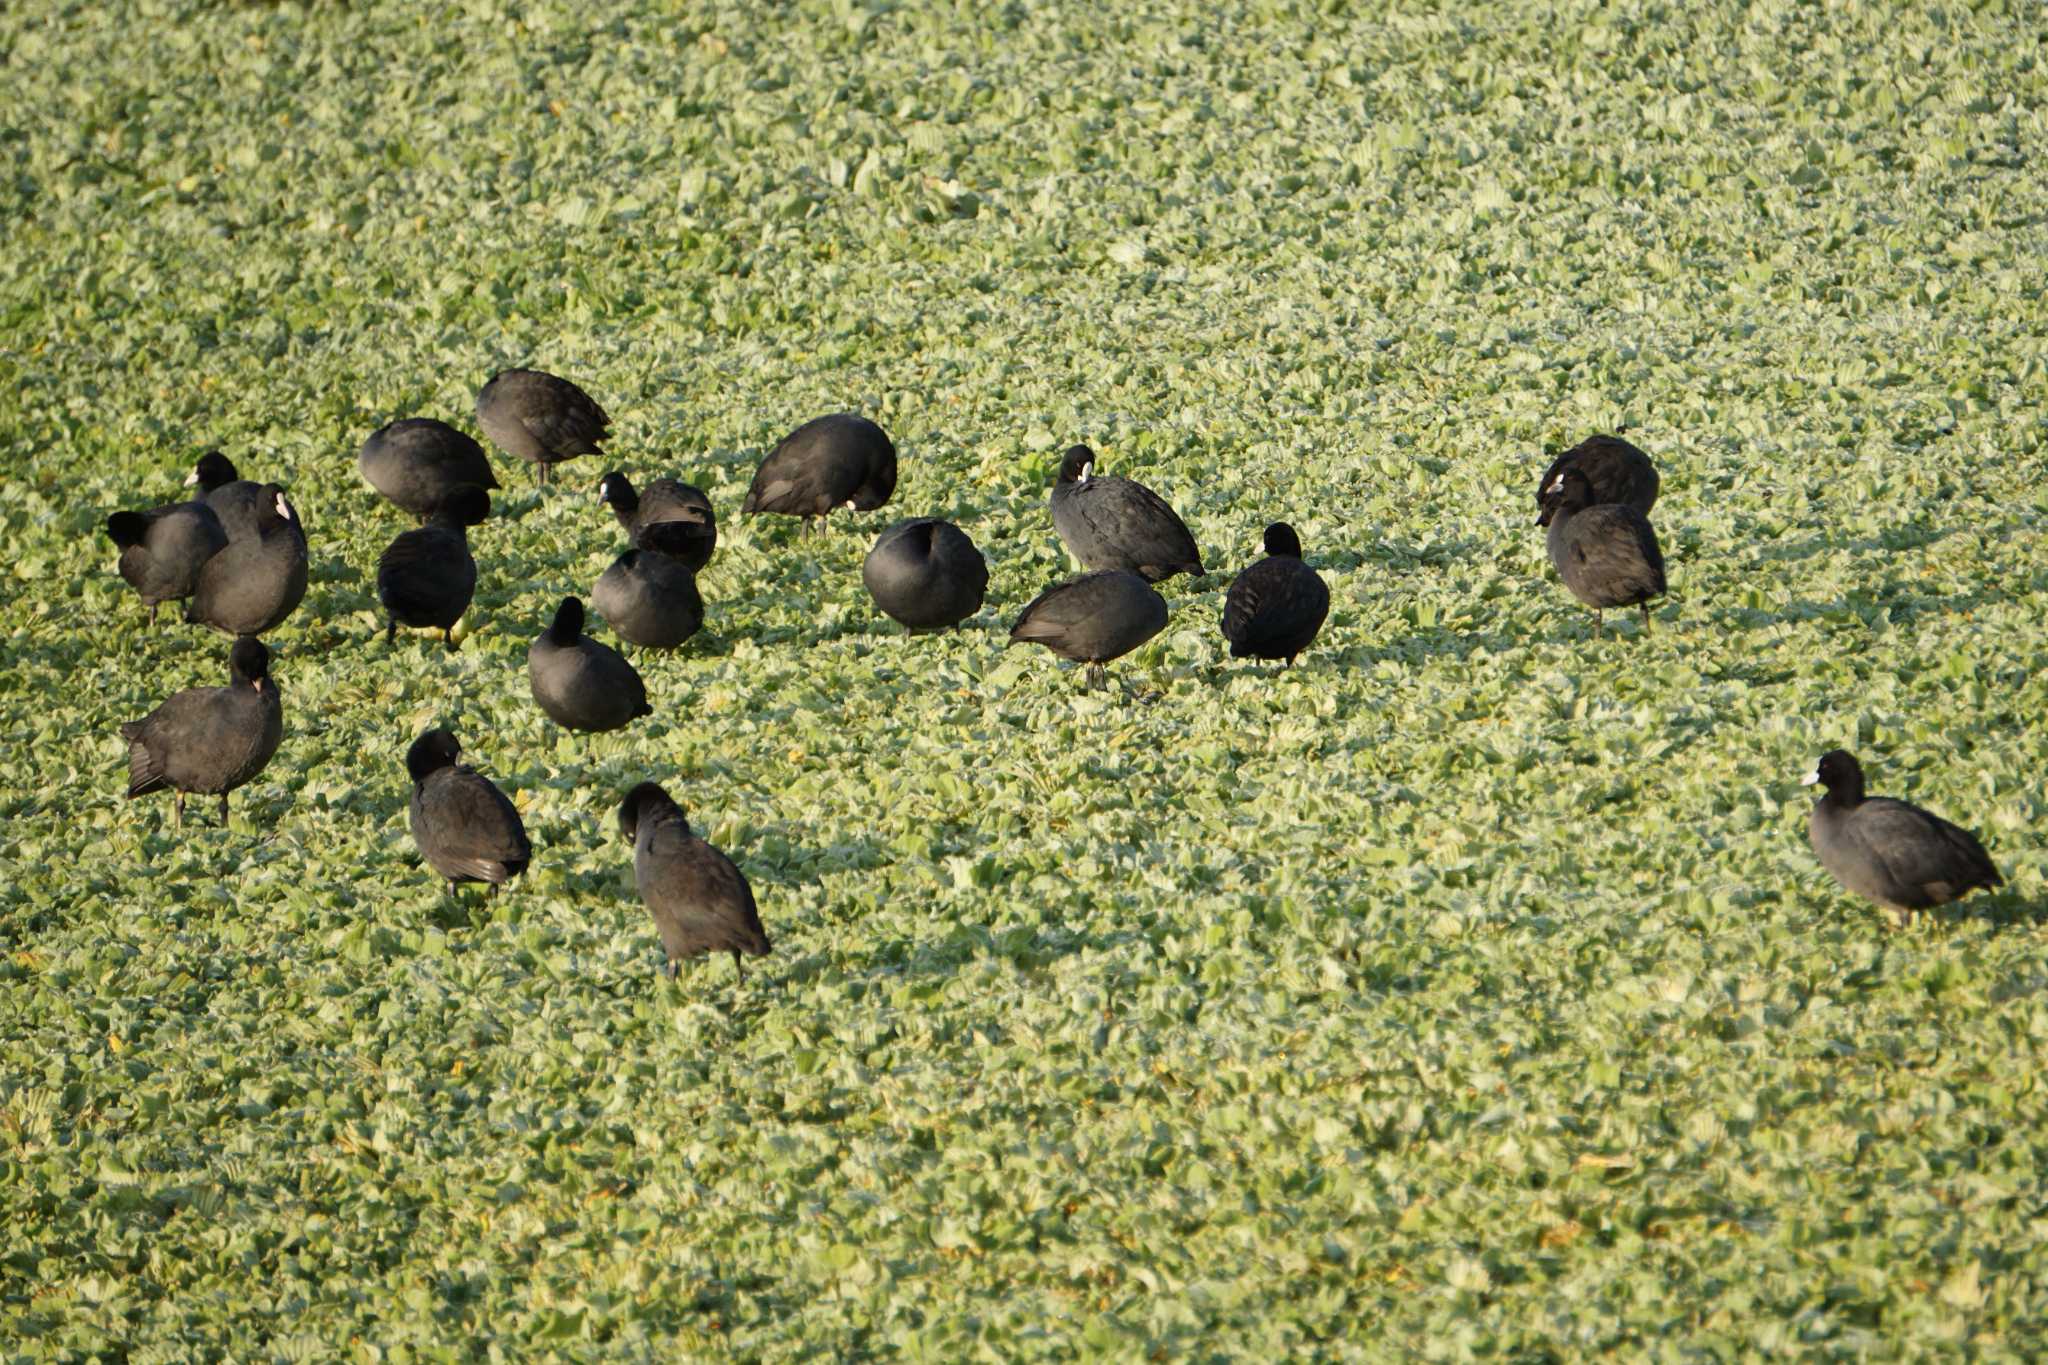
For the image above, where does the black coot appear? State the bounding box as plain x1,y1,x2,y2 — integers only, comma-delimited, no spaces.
1009,569,1168,688
592,523,705,649
528,597,651,731
1221,523,1329,665
598,472,717,561
376,484,490,647
359,418,499,519
106,496,228,624
1540,467,1665,635
1048,444,1203,583
862,518,988,630
741,413,896,529
119,636,283,826
476,368,610,486
1803,750,2002,926
406,728,530,894
618,782,771,978
1536,434,1659,522
187,485,308,636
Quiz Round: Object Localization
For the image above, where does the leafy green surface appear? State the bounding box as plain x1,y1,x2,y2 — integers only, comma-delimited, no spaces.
4,0,2047,1356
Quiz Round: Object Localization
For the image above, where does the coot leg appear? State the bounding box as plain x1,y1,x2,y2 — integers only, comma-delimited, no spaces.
1086,662,1106,690
732,952,746,979
1641,602,1653,632
174,792,186,828
538,462,550,487
1592,609,1603,639
444,627,457,650
218,793,230,825
386,617,397,645
665,959,680,980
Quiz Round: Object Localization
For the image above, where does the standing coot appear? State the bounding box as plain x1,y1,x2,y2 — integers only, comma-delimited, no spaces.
1221,523,1329,665
597,471,717,559
528,597,652,732
592,522,706,649
1539,466,1665,635
1536,434,1659,522
476,368,610,486
1049,444,1203,583
862,518,988,631
1009,569,1168,689
1803,750,2002,926
618,781,771,978
741,413,896,529
186,485,308,636
119,636,283,827
358,418,500,519
406,728,531,895
106,496,228,625
376,484,490,647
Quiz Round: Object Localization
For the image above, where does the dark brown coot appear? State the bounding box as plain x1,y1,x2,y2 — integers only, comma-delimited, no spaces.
592,523,705,649
1803,750,2002,926
862,518,988,631
618,781,771,978
186,485,308,636
406,728,530,894
1221,522,1329,665
376,484,490,647
1009,569,1168,688
597,471,716,560
476,368,610,486
1536,434,1659,522
106,496,228,625
741,413,896,529
120,636,283,827
1048,444,1203,583
527,597,651,732
359,418,500,519
1540,466,1665,636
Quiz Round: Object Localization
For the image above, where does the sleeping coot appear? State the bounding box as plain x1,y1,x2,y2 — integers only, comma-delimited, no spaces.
1536,434,1659,521
358,418,500,519
598,471,717,566
476,368,610,486
406,728,531,895
1009,569,1168,689
375,484,490,647
119,636,283,827
1221,522,1329,665
1049,444,1203,583
618,781,771,979
106,494,228,625
528,597,652,732
1539,466,1666,636
741,413,896,530
862,518,988,631
592,522,706,649
1803,749,2002,926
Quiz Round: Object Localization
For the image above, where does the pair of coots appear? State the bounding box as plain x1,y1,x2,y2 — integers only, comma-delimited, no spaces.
529,597,651,731
593,475,716,648
175,453,309,637
120,637,283,826
1537,435,1666,636
376,485,490,647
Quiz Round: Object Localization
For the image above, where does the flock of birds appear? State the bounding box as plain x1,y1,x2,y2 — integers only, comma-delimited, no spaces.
104,369,2006,979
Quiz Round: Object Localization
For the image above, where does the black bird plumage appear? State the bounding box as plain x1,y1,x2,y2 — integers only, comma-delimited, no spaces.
618,782,771,978
406,728,530,893
1536,434,1659,523
376,484,489,647
862,518,988,630
186,484,309,636
1539,466,1666,635
1803,750,2002,926
741,413,896,526
592,525,706,649
598,472,718,568
1048,445,1203,583
528,597,652,732
1009,569,1168,688
359,418,500,520
119,636,283,827
106,497,228,624
476,368,610,486
1221,523,1329,665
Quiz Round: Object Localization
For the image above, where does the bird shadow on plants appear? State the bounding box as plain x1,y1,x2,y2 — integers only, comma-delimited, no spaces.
1940,894,2048,932
1715,578,2014,634
741,827,891,889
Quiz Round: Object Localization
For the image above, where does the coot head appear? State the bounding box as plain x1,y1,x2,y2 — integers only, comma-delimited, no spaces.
596,472,636,510
1056,445,1096,486
1536,466,1595,526
406,728,462,782
1801,750,1865,800
1262,522,1303,558
433,483,492,527
229,636,272,693
618,781,683,841
547,596,585,644
186,451,239,492
106,511,150,548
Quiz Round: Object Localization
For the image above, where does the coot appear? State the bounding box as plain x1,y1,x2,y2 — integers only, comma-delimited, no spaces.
1049,444,1203,583
862,518,988,630
528,597,651,731
1803,750,2002,926
106,497,228,624
1221,523,1329,665
119,636,283,826
1536,434,1659,522
1009,569,1168,688
741,413,896,529
618,781,771,978
592,524,705,649
1540,466,1665,635
376,484,490,647
186,485,308,636
406,728,530,894
359,418,500,519
476,368,610,486
597,471,716,554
